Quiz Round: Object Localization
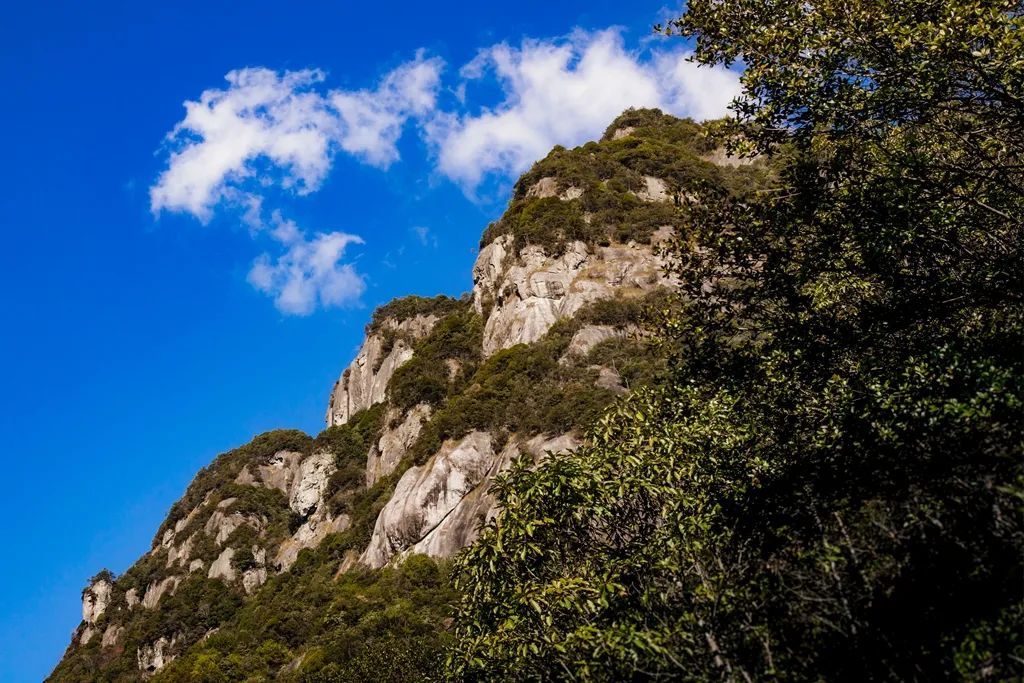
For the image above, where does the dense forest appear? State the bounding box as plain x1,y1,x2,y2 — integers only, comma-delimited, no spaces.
449,0,1024,679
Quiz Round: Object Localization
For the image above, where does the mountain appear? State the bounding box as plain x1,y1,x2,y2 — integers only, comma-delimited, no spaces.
49,109,769,682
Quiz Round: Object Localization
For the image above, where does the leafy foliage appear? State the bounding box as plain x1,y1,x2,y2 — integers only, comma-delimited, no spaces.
367,295,466,335
152,554,456,683
481,109,774,253
449,1,1024,680
387,305,484,413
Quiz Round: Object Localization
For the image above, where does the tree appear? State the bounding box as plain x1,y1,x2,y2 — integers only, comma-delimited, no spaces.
448,1,1024,679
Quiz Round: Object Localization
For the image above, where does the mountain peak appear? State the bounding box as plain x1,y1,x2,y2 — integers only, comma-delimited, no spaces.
49,110,759,681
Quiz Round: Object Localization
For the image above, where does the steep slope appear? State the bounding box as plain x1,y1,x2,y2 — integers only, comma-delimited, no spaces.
49,109,770,682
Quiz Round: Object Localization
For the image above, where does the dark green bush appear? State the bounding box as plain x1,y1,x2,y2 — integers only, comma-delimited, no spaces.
387,307,482,413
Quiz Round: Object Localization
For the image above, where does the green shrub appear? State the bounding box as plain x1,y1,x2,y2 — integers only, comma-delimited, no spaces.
482,108,775,252
387,306,482,412
365,295,465,335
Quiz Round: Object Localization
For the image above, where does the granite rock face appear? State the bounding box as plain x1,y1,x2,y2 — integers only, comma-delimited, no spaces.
361,431,498,568
142,576,180,610
561,324,625,362
473,235,671,357
207,547,236,582
361,431,580,569
366,404,431,486
101,624,123,648
82,577,112,624
526,176,584,201
290,450,334,517
325,315,439,426
137,634,179,674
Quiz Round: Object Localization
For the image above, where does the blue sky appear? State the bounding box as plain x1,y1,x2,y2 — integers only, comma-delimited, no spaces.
0,2,739,679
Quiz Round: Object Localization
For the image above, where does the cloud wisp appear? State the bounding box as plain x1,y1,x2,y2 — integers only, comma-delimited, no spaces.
150,53,444,221
149,27,740,314
426,29,741,192
247,213,365,316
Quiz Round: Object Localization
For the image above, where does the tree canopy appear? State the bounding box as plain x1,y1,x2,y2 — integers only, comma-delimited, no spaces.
448,1,1024,679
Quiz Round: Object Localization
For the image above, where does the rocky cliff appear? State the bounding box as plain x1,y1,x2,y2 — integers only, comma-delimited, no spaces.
49,109,768,682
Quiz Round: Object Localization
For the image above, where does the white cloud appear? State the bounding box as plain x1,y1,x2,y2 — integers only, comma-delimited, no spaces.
411,225,437,247
247,213,365,315
150,58,442,314
150,56,444,222
425,29,741,191
331,52,444,167
150,69,339,222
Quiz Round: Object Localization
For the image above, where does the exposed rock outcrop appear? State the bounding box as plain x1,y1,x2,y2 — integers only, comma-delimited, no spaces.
137,634,178,673
166,532,196,567
81,577,112,624
473,235,670,357
204,508,254,546
637,175,673,202
101,624,123,648
361,431,580,569
276,509,349,571
290,450,333,517
159,494,210,550
234,449,304,493
361,431,497,568
561,324,625,361
325,315,439,426
526,176,584,201
366,404,431,486
208,547,236,582
242,547,268,595
272,449,352,570
610,125,635,140
142,576,179,610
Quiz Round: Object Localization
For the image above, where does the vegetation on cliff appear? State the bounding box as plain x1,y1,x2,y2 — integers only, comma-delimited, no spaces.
479,109,774,254
50,290,672,682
